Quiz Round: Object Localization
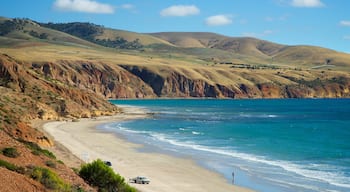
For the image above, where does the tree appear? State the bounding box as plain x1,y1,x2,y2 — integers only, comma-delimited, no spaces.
79,159,136,192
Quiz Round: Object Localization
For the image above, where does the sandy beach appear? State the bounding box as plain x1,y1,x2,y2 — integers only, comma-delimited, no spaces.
41,112,254,192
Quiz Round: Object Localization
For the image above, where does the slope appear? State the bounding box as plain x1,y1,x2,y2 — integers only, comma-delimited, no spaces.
0,18,99,48
150,32,350,69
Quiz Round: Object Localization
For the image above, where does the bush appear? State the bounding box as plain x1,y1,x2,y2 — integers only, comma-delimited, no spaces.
20,140,56,159
2,147,20,158
0,159,18,171
0,159,25,173
45,160,56,168
31,167,71,191
79,159,136,192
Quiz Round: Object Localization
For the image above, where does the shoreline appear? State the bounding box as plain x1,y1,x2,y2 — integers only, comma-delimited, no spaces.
39,112,254,192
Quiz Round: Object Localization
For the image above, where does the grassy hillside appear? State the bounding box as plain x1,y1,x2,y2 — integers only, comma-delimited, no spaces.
149,32,350,69
150,32,228,48
0,17,349,83
0,18,99,49
41,22,171,49
18,19,344,69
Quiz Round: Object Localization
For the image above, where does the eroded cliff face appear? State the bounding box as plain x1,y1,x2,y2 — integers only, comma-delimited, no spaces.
0,54,121,146
121,65,350,99
32,60,156,99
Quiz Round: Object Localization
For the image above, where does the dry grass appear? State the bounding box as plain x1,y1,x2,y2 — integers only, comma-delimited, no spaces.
2,17,349,72
95,28,173,46
1,36,350,90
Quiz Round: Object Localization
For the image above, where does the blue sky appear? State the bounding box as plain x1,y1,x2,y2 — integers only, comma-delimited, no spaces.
1,0,349,53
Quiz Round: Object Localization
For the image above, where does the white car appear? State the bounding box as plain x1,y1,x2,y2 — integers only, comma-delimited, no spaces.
130,176,150,184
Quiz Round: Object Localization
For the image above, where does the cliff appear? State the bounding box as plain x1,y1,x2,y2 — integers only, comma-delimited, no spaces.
0,54,123,191
120,65,350,99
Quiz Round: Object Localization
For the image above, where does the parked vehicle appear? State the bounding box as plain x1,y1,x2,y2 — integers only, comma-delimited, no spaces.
129,176,150,184
104,161,112,166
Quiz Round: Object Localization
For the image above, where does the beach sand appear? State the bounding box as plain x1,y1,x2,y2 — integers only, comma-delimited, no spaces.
41,113,254,192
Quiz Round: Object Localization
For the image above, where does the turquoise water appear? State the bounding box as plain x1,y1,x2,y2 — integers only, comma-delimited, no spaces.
105,99,350,192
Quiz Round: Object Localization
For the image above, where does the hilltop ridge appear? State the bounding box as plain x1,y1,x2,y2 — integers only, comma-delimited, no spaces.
1,17,349,69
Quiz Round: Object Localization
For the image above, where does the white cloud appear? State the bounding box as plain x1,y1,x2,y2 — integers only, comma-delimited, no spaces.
205,15,232,26
291,0,324,7
340,20,350,27
53,0,114,14
344,35,350,40
160,5,200,17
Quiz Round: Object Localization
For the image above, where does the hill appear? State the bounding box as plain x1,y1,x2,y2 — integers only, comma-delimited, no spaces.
36,20,350,69
1,16,350,190
2,17,348,69
0,18,98,48
150,32,350,69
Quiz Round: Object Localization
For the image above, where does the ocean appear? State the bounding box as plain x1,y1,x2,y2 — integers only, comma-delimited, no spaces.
103,99,350,192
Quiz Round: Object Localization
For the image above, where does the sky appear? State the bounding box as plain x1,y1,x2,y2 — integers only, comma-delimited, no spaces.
1,0,349,53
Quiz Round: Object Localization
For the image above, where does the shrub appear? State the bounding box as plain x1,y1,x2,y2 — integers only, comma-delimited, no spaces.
20,140,56,159
45,160,56,168
2,147,20,158
71,185,86,192
31,167,71,191
0,159,25,173
79,159,136,192
0,159,18,171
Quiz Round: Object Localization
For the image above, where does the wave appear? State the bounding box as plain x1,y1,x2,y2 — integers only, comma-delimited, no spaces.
238,113,279,118
104,122,350,190
149,133,350,189
102,123,151,135
191,131,203,135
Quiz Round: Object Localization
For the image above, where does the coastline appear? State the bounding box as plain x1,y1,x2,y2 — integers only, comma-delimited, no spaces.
39,111,254,192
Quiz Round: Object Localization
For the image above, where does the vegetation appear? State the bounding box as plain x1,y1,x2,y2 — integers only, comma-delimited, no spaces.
95,37,143,49
0,158,84,191
79,159,137,192
0,159,22,172
28,30,48,39
30,167,71,191
20,139,56,159
0,19,24,35
41,22,102,40
45,160,56,168
41,22,143,49
2,147,20,158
